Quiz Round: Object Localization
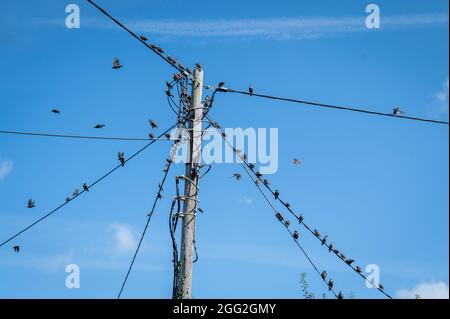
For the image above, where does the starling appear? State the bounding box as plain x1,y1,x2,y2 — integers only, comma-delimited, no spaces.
149,133,156,139
168,56,177,65
338,292,344,299
298,214,304,223
340,253,346,260
285,202,291,209
249,164,255,170
165,90,174,98
321,235,328,246
73,189,79,197
13,246,20,253
393,107,404,116
164,133,171,139
379,283,384,290
328,279,334,291
345,259,355,266
178,63,186,71
329,243,334,253
27,199,35,209
321,271,327,280
275,212,284,222
198,208,204,214
173,73,182,81
118,152,125,167
274,190,280,200
186,68,193,75
166,81,173,89
293,231,299,240
256,172,263,179
356,266,362,273
65,197,71,203
249,84,254,95
148,119,158,129
139,35,148,41
232,173,242,181
263,179,270,186
51,109,60,114
112,57,123,69
293,159,302,166
94,124,105,129
218,82,225,88
83,183,89,192
284,220,291,227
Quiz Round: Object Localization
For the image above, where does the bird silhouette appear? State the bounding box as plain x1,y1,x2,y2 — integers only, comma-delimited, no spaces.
118,152,125,167
178,63,187,71
148,119,159,129
356,266,362,273
328,279,334,291
329,243,334,253
274,190,280,200
314,229,321,238
139,35,148,42
165,90,174,98
232,173,242,181
83,183,89,192
284,220,291,227
321,271,327,280
345,259,355,266
73,189,79,197
94,124,105,129
275,212,284,222
293,159,302,166
393,107,405,116
186,68,193,75
166,81,173,89
51,109,60,114
218,82,225,88
321,235,328,246
27,199,35,208
65,197,71,203
263,179,270,186
379,283,384,290
338,292,344,299
249,84,254,95
293,231,299,240
168,56,177,65
340,253,346,260
13,246,20,253
149,133,156,139
285,202,291,209
298,214,304,223
112,57,123,69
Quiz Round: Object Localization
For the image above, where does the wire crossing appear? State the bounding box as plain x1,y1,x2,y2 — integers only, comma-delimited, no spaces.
205,113,393,299
0,130,174,142
216,87,449,125
0,124,178,249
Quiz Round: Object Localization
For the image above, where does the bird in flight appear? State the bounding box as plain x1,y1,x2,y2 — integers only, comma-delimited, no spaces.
393,107,405,117
293,159,302,166
232,173,242,181
118,152,126,167
27,199,35,208
51,109,61,115
112,57,123,69
13,246,20,253
94,124,105,129
149,119,158,129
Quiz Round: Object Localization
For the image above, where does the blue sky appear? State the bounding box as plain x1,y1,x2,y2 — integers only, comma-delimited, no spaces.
0,0,448,299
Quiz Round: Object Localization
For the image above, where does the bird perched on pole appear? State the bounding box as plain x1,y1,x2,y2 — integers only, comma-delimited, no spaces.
83,183,89,192
118,152,125,167
148,119,158,129
112,57,123,69
27,199,35,209
393,107,405,117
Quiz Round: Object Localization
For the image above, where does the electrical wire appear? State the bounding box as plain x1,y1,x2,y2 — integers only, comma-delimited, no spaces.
0,124,178,249
215,87,449,125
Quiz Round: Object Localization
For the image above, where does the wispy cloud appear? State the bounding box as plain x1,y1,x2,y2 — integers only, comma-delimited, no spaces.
35,13,448,41
110,223,137,254
0,156,13,181
429,78,449,118
396,281,449,299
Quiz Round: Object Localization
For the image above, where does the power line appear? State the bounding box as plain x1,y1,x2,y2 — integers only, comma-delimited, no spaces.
0,130,174,142
0,124,177,249
204,113,393,299
118,156,174,299
215,87,449,125
86,0,190,76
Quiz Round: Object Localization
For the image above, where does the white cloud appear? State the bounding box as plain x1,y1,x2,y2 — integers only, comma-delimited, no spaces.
0,157,13,180
430,78,449,117
36,13,448,41
110,223,137,254
396,281,449,299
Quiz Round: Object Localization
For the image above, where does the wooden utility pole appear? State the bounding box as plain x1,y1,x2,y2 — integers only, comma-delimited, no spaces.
176,65,204,299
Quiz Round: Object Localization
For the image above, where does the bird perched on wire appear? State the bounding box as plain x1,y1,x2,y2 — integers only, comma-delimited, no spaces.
263,179,270,186
314,229,321,238
285,202,291,209
165,90,174,98
118,152,125,167
339,253,346,260
249,84,254,95
73,189,79,197
321,271,327,280
274,190,280,200
139,35,148,42
232,173,242,181
65,197,71,203
148,119,158,129
218,82,225,88
321,235,328,246
83,183,89,192
94,124,105,129
293,159,302,166
275,212,284,222
328,279,334,291
356,266,362,273
328,243,334,253
298,214,304,223
379,283,385,290
51,109,61,115
149,133,156,139
13,246,20,253
178,63,187,71
338,292,344,299
27,199,35,208
165,81,173,89
112,57,123,69
345,259,355,266
284,220,291,227
293,231,299,240
167,56,177,65
393,107,405,117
